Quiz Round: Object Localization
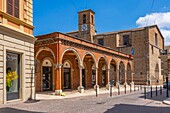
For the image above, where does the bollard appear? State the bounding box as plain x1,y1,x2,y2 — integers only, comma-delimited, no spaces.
96,85,98,97
156,86,157,96
125,85,126,94
134,85,136,92
118,85,120,95
151,86,152,98
110,85,112,97
138,85,140,91
130,85,132,93
144,86,146,99
160,86,162,95
166,77,169,97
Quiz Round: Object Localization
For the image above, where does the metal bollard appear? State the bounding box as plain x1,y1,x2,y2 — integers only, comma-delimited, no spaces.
96,85,98,97
134,85,136,92
118,85,120,95
125,85,126,94
110,85,112,97
130,85,132,93
144,86,146,99
156,86,157,96
151,86,152,98
160,86,162,95
138,85,140,91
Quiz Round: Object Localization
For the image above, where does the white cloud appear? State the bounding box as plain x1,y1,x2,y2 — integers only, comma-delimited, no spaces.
136,12,170,46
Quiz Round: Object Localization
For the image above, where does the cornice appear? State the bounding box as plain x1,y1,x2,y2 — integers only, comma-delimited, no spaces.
0,11,34,29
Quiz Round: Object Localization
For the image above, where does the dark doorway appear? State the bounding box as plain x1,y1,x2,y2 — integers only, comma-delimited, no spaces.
42,67,52,91
92,70,96,86
64,68,71,89
102,70,106,86
82,69,86,88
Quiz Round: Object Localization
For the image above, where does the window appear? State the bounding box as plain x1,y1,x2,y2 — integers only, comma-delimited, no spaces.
91,15,94,24
98,38,104,46
7,0,19,18
155,33,158,46
123,35,129,46
6,52,20,101
83,14,86,24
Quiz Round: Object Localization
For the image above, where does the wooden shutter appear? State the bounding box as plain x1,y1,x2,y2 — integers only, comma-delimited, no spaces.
14,0,19,18
7,0,13,15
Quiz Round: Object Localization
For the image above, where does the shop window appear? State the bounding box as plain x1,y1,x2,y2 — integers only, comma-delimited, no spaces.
7,0,19,18
6,52,20,101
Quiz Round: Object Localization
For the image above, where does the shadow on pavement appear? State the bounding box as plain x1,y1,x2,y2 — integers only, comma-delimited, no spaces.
139,89,169,102
104,104,170,113
0,107,42,113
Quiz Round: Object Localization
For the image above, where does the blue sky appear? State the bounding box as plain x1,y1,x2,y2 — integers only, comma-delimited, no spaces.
33,0,170,45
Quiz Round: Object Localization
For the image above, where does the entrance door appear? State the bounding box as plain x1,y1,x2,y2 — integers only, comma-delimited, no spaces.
64,68,71,89
82,69,85,88
6,52,20,101
92,70,96,86
43,67,52,91
102,70,106,86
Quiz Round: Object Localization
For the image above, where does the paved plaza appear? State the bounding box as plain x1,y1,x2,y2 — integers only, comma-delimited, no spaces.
0,88,170,113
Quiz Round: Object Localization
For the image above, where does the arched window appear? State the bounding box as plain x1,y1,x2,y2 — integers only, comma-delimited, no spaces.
83,14,86,24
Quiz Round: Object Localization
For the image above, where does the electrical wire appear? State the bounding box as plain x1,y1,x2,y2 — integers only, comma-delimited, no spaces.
146,0,155,26
70,0,78,12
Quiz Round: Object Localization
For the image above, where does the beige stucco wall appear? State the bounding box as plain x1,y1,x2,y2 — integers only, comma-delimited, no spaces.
0,31,35,104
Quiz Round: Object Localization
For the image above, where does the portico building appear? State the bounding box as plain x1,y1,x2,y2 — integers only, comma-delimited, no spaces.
35,32,133,94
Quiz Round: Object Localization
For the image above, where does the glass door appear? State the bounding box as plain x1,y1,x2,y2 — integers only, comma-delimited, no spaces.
64,68,71,89
43,67,52,91
6,52,20,101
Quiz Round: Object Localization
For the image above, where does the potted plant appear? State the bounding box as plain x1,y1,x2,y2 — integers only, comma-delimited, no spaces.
6,71,18,92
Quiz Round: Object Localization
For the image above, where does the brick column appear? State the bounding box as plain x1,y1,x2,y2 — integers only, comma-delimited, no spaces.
55,63,62,95
124,69,127,85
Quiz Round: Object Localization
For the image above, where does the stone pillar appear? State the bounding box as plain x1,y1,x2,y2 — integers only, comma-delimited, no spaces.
55,63,62,95
94,67,99,91
78,66,84,93
116,65,119,87
124,69,127,85
130,72,134,86
106,68,110,90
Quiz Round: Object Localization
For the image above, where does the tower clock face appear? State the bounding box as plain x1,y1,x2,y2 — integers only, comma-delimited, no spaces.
81,24,87,31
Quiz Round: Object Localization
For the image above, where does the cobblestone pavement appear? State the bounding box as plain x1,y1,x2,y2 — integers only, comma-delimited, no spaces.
0,89,170,113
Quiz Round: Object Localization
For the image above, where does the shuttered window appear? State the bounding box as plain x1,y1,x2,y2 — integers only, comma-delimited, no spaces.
7,0,19,18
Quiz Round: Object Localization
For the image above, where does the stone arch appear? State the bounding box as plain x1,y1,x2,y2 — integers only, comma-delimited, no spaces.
97,55,109,87
35,47,56,62
119,61,125,85
61,48,82,67
82,52,97,67
82,52,97,88
109,58,117,85
127,62,132,84
97,55,109,66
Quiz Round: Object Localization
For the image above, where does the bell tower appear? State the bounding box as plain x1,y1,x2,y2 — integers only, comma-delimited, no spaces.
78,9,96,42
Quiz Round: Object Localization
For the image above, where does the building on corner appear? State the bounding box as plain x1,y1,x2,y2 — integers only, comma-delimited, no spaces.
0,0,36,104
